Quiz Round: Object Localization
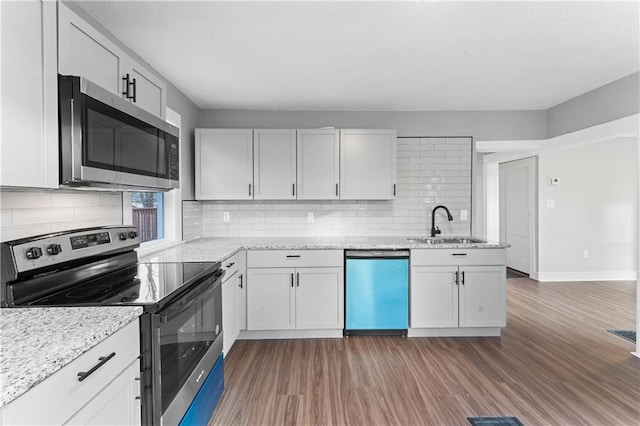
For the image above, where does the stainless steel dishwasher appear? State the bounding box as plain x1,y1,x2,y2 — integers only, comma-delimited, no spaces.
344,250,409,336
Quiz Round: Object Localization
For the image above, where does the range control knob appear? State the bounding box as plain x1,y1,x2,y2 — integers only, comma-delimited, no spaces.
119,232,128,241
128,231,138,239
25,247,43,260
46,244,62,255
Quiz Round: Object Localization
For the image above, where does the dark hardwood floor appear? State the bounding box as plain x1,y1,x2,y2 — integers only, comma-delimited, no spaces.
210,278,638,425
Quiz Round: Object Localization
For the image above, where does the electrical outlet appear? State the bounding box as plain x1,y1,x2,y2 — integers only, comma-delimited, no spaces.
307,212,315,223
583,250,589,258
223,212,230,222
546,200,555,208
460,209,468,222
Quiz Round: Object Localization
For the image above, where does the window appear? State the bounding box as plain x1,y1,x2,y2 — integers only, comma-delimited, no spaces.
131,192,164,243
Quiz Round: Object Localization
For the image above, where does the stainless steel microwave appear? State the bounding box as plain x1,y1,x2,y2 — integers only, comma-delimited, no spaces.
58,75,179,191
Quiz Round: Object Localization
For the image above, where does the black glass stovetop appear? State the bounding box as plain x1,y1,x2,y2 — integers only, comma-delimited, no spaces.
14,261,219,308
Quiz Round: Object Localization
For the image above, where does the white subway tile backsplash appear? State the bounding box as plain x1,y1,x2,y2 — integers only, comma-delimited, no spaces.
13,207,75,225
0,189,124,242
1,191,51,209
51,192,100,207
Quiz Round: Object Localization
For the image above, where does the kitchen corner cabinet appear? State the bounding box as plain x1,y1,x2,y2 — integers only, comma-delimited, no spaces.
1,0,58,188
195,129,254,200
253,129,297,200
246,250,344,331
0,320,141,426
296,129,340,200
340,129,397,200
57,2,166,119
410,249,506,329
221,250,247,356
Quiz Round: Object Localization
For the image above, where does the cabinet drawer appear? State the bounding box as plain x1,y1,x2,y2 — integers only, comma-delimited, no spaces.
248,250,343,268
411,249,505,266
221,250,246,283
1,319,140,425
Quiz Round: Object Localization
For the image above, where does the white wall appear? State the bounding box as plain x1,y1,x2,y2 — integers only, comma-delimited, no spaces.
537,137,637,281
0,190,123,242
198,137,472,237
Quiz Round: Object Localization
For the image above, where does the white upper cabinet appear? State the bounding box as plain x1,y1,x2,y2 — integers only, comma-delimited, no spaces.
58,3,166,119
340,129,397,200
195,129,254,200
296,129,340,200
1,1,58,188
253,129,297,200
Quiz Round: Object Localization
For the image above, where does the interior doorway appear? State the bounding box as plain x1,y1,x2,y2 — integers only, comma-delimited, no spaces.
499,157,536,276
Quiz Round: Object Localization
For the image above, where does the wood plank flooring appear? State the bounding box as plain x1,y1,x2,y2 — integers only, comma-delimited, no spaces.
209,278,638,425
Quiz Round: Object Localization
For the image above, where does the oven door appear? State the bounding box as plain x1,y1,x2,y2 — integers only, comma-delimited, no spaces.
146,269,224,426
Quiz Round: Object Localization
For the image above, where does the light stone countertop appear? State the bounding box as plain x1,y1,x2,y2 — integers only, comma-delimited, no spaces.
140,236,508,263
0,306,142,406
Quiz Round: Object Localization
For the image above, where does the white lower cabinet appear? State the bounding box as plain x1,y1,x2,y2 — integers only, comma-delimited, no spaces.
410,249,506,333
221,251,247,355
64,359,141,426
246,250,344,333
0,320,141,425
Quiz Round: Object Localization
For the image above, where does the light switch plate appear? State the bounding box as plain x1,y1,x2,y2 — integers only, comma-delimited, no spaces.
549,177,560,186
546,200,555,208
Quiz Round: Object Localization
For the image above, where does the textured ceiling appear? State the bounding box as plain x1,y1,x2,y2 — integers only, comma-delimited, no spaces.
74,1,639,111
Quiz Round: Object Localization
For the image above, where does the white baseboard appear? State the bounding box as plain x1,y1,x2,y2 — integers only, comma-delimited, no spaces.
238,329,343,340
408,327,501,337
536,271,637,282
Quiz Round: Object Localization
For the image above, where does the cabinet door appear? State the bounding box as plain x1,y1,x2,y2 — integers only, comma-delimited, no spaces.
125,58,167,119
410,266,458,328
295,268,344,329
195,129,254,200
340,129,397,200
238,272,247,331
222,276,239,356
247,268,295,330
253,129,297,200
459,266,506,328
65,359,141,426
58,2,123,95
296,129,340,200
1,0,58,188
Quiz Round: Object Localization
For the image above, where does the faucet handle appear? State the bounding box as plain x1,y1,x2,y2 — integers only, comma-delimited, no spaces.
434,226,441,235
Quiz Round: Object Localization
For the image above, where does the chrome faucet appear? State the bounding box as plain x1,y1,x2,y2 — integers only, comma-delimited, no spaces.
430,205,453,237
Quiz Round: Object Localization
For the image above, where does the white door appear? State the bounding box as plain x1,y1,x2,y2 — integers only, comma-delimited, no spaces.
195,129,253,200
295,268,344,329
296,129,340,199
247,268,295,330
500,158,535,274
253,129,297,200
458,266,506,328
410,266,458,328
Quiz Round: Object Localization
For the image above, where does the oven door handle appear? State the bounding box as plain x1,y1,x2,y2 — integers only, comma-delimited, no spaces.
156,268,224,320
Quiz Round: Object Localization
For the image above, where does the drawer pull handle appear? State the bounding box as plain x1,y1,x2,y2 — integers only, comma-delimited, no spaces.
286,255,301,258
451,253,467,256
461,271,465,285
291,273,294,287
77,352,116,382
226,262,235,268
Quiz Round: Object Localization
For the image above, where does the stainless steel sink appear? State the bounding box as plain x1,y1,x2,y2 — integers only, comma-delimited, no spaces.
407,237,486,244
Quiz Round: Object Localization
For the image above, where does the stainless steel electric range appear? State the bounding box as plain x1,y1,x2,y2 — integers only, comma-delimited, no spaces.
0,226,225,426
